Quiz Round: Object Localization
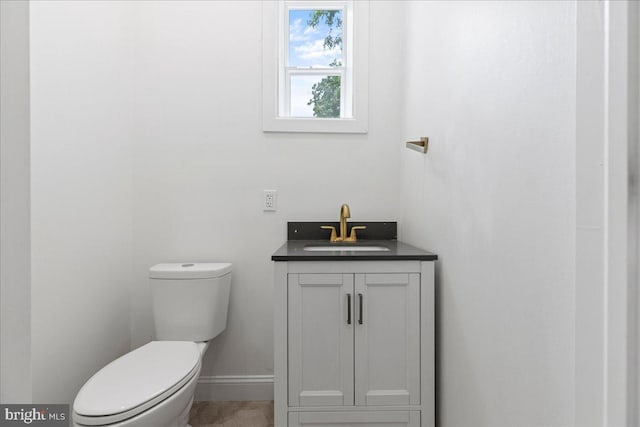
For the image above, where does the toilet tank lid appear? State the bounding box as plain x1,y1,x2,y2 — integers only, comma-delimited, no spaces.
149,262,232,279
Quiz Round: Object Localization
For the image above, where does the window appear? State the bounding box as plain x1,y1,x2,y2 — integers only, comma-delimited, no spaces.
263,0,369,133
285,5,346,119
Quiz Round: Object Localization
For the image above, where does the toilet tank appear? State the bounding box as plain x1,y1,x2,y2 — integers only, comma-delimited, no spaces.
149,263,232,341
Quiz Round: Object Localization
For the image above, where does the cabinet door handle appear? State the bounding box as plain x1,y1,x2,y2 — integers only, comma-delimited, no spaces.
347,293,352,324
358,293,363,325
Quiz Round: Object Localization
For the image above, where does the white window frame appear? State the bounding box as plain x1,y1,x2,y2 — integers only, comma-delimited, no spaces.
262,0,369,133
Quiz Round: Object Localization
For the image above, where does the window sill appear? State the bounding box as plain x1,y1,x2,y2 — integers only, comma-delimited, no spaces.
262,116,368,134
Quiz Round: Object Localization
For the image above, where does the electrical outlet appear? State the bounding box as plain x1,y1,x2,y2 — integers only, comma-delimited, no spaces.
263,190,277,211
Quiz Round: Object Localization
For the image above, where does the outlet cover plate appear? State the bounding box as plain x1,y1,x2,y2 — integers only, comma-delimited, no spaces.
263,189,277,211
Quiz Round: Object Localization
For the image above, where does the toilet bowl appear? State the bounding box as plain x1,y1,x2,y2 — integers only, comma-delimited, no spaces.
73,263,232,427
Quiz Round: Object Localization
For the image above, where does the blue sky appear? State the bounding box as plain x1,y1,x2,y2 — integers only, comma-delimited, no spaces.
288,9,342,68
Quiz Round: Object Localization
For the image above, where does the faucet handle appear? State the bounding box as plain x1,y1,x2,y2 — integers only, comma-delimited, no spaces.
347,226,367,242
321,225,338,242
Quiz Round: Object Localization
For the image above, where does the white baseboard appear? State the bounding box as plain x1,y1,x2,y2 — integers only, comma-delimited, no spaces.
194,375,274,402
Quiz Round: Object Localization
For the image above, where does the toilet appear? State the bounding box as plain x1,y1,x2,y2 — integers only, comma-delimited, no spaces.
72,262,232,427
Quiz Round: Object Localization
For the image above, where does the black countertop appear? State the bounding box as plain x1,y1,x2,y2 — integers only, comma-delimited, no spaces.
271,240,438,262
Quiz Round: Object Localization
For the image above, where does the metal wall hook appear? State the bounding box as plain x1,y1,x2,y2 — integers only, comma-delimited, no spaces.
406,137,429,153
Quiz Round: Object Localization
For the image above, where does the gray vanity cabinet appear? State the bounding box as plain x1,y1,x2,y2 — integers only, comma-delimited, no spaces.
274,260,435,427
287,273,355,407
288,410,421,427
354,273,421,406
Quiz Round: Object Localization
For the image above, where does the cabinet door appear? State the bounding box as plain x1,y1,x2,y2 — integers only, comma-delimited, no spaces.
288,410,421,427
355,273,421,406
288,273,354,407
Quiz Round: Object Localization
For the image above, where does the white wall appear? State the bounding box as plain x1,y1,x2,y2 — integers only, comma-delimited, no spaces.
1,0,32,404
632,2,640,423
574,2,640,425
574,2,606,425
24,0,404,402
399,2,576,426
129,0,405,397
21,1,584,416
29,1,135,403
636,4,640,422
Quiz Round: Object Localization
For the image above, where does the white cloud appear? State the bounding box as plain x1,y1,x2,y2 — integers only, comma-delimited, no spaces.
302,25,318,37
294,39,341,65
289,18,318,42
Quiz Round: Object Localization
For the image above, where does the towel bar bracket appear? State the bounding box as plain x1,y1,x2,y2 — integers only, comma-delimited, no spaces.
406,137,429,153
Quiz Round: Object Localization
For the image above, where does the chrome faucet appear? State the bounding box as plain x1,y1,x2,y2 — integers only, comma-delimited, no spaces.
321,204,366,242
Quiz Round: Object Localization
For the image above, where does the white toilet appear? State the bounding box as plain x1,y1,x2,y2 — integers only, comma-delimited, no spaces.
72,262,232,427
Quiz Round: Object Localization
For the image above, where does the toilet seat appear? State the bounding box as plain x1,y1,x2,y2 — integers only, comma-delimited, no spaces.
73,341,201,426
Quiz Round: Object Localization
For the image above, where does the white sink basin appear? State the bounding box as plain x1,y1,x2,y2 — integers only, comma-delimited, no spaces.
303,245,390,252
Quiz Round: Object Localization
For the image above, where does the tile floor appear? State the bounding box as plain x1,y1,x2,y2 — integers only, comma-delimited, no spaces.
189,401,274,427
